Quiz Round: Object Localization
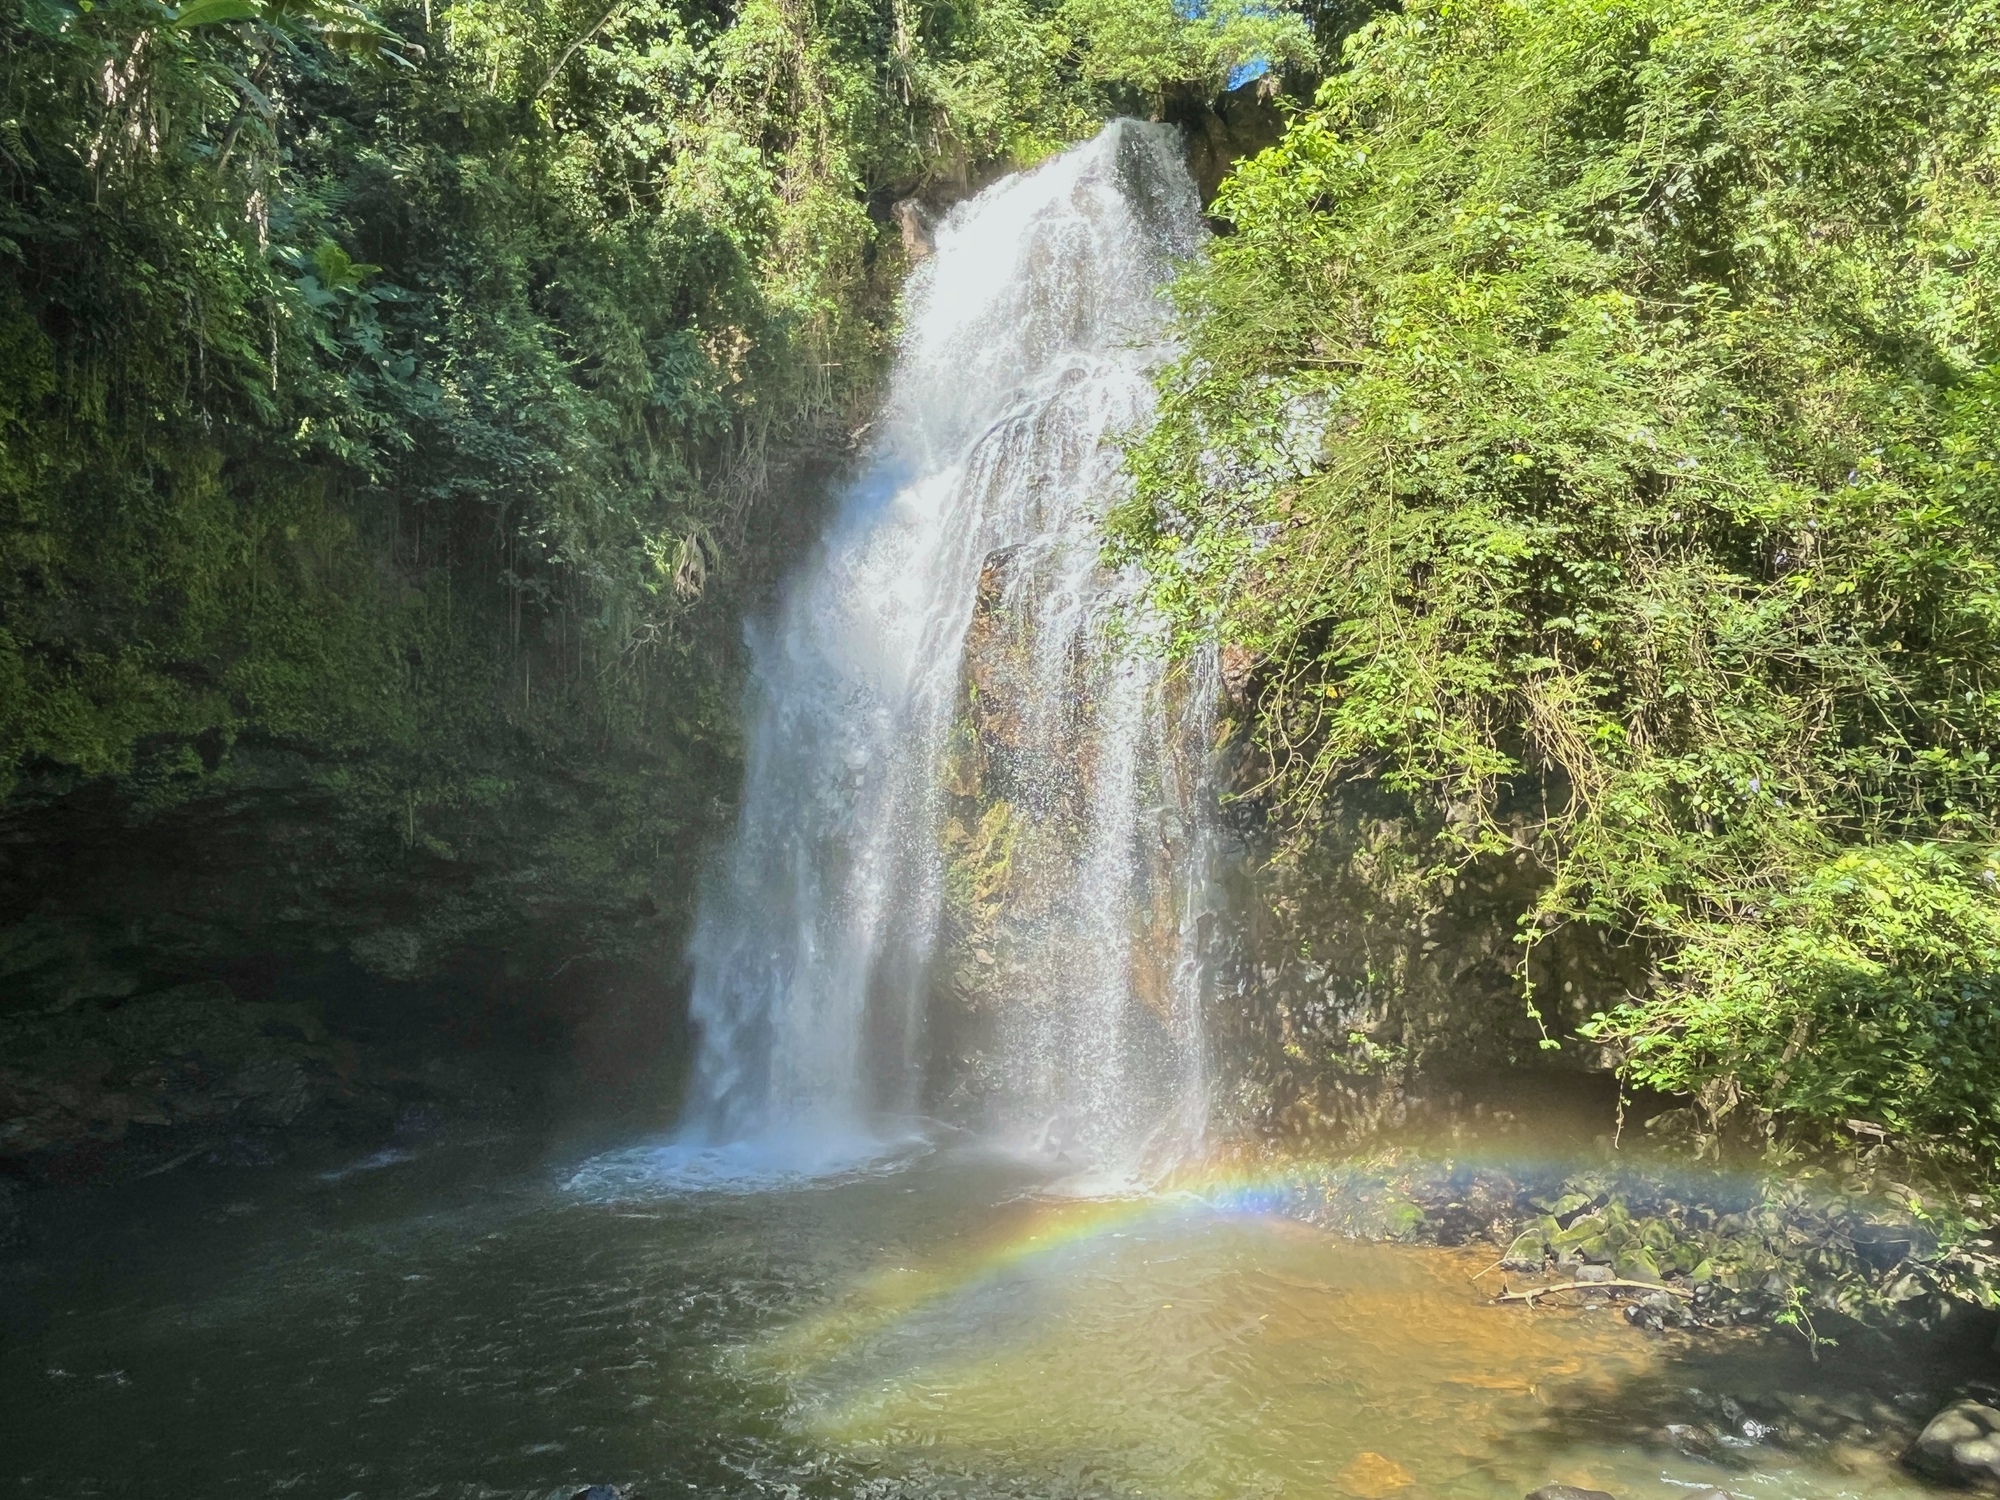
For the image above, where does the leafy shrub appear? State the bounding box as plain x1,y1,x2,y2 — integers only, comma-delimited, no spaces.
1113,0,2000,1171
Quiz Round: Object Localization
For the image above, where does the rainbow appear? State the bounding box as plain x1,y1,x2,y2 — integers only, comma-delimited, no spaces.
746,1142,1778,1378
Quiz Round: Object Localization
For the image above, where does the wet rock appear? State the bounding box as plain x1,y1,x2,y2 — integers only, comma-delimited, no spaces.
1613,1247,1664,1284
0,915,140,1011
569,1487,622,1500
892,198,933,262
1336,1451,1414,1496
1526,1486,1616,1500
223,1058,312,1127
1850,1218,1939,1270
1557,1235,1613,1267
1906,1400,2000,1488
1535,1192,1595,1222
1219,642,1259,705
1551,1212,1620,1265
1624,1291,1693,1333
1719,1395,1776,1443
1665,1422,1724,1460
0,977,342,1178
1500,1229,1547,1270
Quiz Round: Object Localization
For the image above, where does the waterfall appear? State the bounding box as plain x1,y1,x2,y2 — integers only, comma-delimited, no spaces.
639,121,1217,1189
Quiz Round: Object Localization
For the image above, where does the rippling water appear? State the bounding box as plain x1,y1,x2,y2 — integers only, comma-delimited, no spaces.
0,1131,1978,1500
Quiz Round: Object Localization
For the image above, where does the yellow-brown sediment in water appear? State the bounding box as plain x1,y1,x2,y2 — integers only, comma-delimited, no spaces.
736,1172,1944,1500
748,1191,1658,1500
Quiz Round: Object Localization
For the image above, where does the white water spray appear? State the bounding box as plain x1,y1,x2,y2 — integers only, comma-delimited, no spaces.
578,121,1220,1194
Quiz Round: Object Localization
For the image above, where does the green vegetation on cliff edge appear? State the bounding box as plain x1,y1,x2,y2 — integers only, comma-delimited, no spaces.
1117,0,2000,1177
0,0,1302,978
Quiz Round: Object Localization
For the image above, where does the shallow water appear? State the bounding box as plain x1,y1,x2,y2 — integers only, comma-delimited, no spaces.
0,1133,1973,1500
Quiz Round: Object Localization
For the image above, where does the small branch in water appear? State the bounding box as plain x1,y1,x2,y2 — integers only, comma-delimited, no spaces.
1496,1278,1694,1304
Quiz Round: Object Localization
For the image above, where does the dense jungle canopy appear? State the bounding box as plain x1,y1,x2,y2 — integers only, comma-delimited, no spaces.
4,0,2000,1182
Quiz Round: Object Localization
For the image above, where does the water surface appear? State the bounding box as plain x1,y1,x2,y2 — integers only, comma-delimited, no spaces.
1,1133,1969,1500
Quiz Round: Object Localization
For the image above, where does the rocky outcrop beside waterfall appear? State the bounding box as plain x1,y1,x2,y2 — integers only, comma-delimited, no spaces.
1204,767,1656,1145
0,714,722,1191
931,543,1204,1138
0,896,682,1198
1165,75,1290,207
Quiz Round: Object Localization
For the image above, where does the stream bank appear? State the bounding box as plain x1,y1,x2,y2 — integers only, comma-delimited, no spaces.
1256,1144,2000,1345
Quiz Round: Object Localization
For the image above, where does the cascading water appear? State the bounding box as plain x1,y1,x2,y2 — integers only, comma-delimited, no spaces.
604,120,1219,1189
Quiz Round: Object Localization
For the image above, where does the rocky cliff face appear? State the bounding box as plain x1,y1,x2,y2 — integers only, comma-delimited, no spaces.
929,513,1644,1150
1204,773,1654,1143
1167,76,1292,207
929,546,1199,1120
0,709,722,1192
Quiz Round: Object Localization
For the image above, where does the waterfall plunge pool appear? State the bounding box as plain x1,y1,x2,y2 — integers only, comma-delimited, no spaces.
2,1130,1979,1500
9,122,1978,1500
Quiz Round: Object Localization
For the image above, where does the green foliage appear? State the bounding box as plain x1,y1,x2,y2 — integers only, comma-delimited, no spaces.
1058,0,1312,100
1113,0,2000,1173
0,0,1305,961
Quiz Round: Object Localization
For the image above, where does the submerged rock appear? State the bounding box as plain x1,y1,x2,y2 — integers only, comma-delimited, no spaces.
1665,1422,1724,1460
1906,1399,2000,1488
1526,1485,1616,1500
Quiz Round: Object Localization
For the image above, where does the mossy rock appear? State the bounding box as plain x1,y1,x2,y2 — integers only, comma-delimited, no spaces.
1554,1212,1634,1257
1551,1212,1604,1247
1501,1230,1547,1269
1614,1246,1665,1284
1568,1234,1616,1265
1534,1192,1594,1220
1379,1197,1428,1239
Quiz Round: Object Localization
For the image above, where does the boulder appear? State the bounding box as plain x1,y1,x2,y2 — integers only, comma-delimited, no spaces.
568,1487,622,1500
1906,1400,2000,1488
1500,1229,1547,1271
1666,1423,1722,1460
223,1057,313,1127
892,198,933,262
1613,1247,1664,1284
